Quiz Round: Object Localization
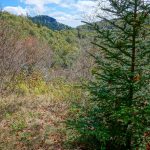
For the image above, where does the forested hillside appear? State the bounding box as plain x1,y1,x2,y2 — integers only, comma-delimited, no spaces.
0,0,150,149
29,15,71,30
0,11,95,95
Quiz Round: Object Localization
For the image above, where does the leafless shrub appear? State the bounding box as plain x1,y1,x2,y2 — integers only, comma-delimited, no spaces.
0,19,52,95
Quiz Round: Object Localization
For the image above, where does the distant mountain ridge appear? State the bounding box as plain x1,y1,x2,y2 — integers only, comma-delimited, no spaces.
29,15,72,31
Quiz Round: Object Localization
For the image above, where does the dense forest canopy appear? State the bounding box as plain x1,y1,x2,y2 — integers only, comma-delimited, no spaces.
29,15,72,30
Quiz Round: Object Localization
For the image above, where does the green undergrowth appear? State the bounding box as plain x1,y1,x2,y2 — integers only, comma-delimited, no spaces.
6,71,83,102
0,76,85,150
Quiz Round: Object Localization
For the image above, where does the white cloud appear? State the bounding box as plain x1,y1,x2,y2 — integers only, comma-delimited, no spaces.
56,16,82,27
73,0,111,23
3,0,104,27
21,0,98,15
49,11,82,27
21,0,61,14
22,0,61,5
3,6,27,15
74,0,97,11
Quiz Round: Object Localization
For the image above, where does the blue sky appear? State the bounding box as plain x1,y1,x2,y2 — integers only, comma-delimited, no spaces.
0,0,99,27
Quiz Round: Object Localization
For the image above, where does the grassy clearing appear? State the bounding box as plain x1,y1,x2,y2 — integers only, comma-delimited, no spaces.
0,81,84,150
0,95,69,149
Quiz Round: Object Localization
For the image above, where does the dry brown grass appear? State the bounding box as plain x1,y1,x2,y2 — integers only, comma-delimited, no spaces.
0,95,72,150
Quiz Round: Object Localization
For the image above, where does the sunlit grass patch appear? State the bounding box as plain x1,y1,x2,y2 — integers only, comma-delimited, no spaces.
7,72,83,103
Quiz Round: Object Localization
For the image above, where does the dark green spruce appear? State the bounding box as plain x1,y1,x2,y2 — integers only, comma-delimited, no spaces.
68,0,150,149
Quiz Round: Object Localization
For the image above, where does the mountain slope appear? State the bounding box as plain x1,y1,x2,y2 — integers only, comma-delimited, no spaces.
0,12,80,80
29,15,72,31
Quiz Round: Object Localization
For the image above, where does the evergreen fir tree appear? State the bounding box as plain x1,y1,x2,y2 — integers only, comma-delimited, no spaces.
68,0,150,149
